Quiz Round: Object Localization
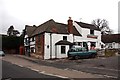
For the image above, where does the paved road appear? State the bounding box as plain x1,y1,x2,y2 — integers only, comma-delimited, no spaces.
2,60,68,80
2,54,105,79
17,55,119,78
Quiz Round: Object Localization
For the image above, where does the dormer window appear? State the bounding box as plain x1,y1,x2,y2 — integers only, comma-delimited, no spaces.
90,30,94,35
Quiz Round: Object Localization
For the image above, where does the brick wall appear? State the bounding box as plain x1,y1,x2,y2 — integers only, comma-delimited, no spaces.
35,33,44,59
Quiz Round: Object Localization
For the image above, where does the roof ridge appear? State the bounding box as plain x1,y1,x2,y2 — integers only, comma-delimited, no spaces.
37,19,54,29
45,19,57,32
31,19,55,36
75,21,95,26
75,21,100,31
56,22,67,25
30,19,81,36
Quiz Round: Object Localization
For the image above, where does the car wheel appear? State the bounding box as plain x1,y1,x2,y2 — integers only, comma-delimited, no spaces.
68,56,73,60
74,56,79,60
91,54,96,58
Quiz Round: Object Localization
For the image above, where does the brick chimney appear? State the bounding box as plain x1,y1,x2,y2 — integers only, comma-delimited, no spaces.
68,17,73,33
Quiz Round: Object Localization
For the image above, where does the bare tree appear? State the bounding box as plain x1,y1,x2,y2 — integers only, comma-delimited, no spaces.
92,19,113,35
92,18,103,29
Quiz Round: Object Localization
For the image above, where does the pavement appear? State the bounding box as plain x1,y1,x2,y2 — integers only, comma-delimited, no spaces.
2,54,107,79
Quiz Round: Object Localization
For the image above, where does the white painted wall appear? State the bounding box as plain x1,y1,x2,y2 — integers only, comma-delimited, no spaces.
44,32,73,59
74,21,101,49
105,43,120,49
118,43,120,48
51,33,73,59
30,41,35,46
55,45,69,58
94,30,101,49
82,28,89,39
24,35,29,46
44,33,51,59
114,43,120,48
29,37,35,46
74,36,101,49
24,35,36,53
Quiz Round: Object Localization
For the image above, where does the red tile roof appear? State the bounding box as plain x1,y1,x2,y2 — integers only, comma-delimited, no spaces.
101,34,120,43
75,21,100,31
26,19,81,37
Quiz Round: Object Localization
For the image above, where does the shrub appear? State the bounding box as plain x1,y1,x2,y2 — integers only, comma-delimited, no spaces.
105,49,117,57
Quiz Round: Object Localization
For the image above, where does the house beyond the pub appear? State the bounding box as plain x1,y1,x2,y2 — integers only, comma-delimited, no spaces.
24,17,101,59
74,21,101,50
102,34,120,49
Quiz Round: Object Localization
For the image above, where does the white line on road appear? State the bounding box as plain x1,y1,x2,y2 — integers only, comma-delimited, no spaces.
53,74,69,79
64,68,118,78
38,71,69,79
40,71,45,73
28,67,40,72
103,74,118,78
11,62,18,65
18,65,24,67
9,62,24,68
27,67,68,78
64,68,69,70
92,67,119,71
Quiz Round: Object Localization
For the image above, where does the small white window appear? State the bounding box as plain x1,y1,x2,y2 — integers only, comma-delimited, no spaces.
63,36,67,40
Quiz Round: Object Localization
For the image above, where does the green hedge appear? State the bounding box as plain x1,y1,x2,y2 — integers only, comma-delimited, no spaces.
2,36,23,49
105,49,117,57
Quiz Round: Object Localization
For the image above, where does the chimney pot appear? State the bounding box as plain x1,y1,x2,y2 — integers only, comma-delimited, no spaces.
68,17,73,34
69,17,72,20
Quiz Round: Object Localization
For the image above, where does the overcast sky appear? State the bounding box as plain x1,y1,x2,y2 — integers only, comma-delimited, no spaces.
0,0,119,34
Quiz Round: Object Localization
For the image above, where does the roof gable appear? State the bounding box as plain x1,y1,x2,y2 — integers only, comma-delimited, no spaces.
32,19,56,36
75,21,100,31
25,25,37,37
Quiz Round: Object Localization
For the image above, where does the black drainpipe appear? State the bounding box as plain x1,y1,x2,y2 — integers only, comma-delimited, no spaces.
55,45,57,58
50,33,52,59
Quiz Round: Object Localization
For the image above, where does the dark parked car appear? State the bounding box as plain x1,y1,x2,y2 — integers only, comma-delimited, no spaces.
67,47,97,59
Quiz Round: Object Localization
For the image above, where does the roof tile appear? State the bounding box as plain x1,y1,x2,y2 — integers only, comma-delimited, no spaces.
75,21,100,31
30,19,81,36
102,34,120,43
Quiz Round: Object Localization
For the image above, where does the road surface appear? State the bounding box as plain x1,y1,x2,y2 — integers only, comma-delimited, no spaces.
2,60,68,80
2,54,105,79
